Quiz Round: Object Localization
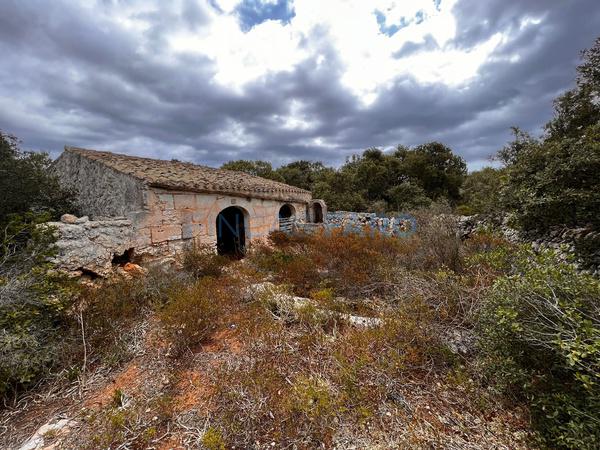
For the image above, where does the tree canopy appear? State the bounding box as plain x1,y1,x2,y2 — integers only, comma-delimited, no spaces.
0,132,76,225
499,37,600,232
222,143,466,213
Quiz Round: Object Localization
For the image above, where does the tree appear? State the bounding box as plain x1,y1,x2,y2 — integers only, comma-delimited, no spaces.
545,37,600,141
312,169,366,212
0,132,77,399
220,160,284,182
0,132,76,225
458,167,504,215
500,37,600,232
395,142,467,202
275,160,327,191
386,182,431,211
220,142,467,214
501,124,600,231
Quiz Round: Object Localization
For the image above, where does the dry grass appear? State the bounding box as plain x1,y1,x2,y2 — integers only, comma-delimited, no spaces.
1,227,534,449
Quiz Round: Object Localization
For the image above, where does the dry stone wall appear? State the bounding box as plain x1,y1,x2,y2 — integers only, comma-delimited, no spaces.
458,215,600,275
48,215,136,276
52,150,146,218
324,211,416,236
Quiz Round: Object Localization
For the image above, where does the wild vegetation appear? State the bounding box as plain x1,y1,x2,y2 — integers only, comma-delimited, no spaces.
0,37,599,450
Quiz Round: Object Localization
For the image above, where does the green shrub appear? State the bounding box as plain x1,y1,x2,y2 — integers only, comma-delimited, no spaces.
458,167,503,215
0,216,76,399
0,131,76,224
477,247,600,448
499,39,600,233
201,426,227,450
159,277,224,352
181,242,231,278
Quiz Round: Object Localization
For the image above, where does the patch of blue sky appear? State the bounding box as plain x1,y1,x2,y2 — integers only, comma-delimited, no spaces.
235,0,296,32
374,9,408,37
415,10,425,24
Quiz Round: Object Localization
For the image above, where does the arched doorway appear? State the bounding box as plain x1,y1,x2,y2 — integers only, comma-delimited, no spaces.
313,202,323,223
278,204,295,232
279,203,295,219
216,206,246,257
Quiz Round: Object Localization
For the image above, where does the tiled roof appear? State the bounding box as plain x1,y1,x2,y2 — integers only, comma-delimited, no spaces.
64,147,311,202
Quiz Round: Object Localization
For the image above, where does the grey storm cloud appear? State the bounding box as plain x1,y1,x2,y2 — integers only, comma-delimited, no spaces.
0,0,599,170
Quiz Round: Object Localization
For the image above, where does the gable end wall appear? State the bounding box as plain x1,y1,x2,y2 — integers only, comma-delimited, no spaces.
53,151,146,218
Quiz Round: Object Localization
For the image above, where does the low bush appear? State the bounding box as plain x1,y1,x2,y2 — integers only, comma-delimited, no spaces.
159,277,225,352
78,267,189,366
250,228,409,298
77,393,174,449
206,290,452,448
0,216,77,399
180,242,231,278
477,247,600,449
201,427,226,450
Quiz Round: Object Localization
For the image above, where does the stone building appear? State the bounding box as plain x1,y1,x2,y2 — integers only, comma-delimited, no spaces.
51,147,326,273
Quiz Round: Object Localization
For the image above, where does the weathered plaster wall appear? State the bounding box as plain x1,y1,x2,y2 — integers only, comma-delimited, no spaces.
53,151,146,218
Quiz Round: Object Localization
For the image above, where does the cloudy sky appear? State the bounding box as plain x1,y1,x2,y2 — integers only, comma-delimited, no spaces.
1,0,599,170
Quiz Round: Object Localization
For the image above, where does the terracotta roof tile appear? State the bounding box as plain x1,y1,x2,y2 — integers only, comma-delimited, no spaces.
65,147,311,203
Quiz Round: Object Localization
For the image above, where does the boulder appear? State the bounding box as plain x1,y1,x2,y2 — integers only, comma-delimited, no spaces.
60,213,78,224
18,417,77,450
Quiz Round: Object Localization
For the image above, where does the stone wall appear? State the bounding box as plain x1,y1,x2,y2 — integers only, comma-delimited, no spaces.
52,150,146,218
47,215,136,276
50,190,309,274
324,211,416,236
294,211,416,236
458,215,600,275
51,151,314,272
134,188,308,251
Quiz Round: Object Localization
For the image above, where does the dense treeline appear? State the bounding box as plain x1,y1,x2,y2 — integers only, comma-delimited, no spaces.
223,142,467,213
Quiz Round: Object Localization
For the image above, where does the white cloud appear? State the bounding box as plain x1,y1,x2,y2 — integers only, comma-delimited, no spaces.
6,0,584,167
161,0,505,105
170,17,307,88
94,0,506,103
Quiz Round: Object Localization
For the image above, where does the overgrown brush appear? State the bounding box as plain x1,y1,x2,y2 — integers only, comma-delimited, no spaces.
206,285,453,448
180,242,232,278
477,247,600,449
159,277,226,353
77,267,190,367
73,391,175,449
0,217,77,399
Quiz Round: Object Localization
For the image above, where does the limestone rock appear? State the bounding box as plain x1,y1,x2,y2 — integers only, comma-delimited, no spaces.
19,417,77,450
244,282,382,328
123,262,146,274
47,218,135,276
60,213,78,224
